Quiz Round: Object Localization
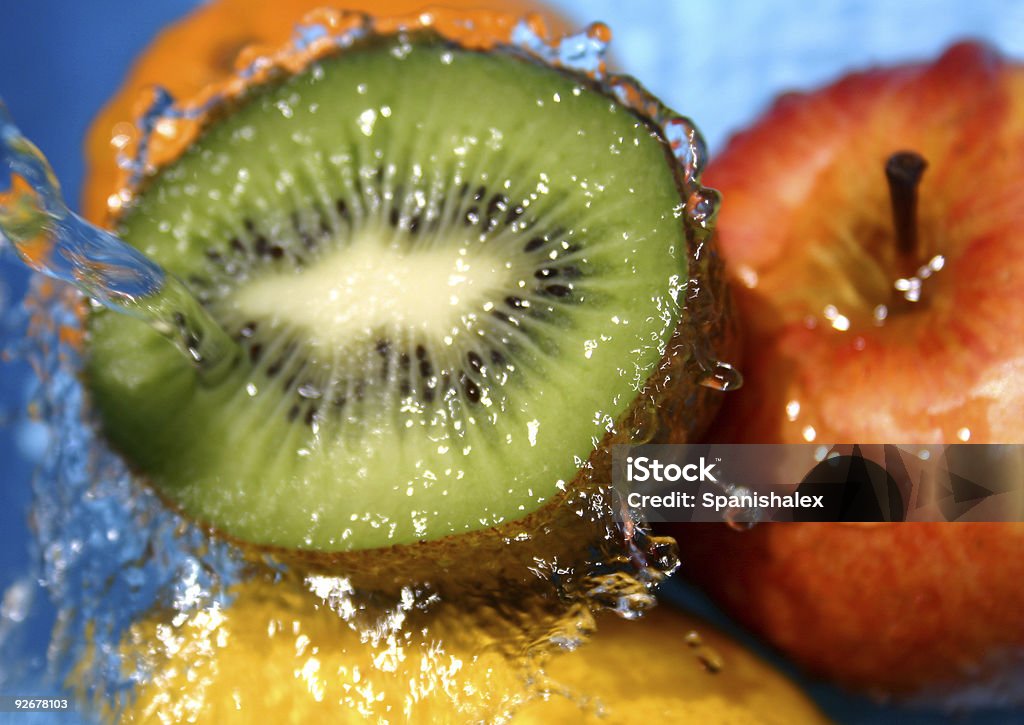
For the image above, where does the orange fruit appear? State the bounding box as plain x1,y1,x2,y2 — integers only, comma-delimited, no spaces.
82,0,572,222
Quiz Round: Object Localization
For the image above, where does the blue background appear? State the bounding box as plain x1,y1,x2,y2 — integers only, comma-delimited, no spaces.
2,1,1024,722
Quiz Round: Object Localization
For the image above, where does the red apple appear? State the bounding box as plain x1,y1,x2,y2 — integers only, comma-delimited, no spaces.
670,42,1024,702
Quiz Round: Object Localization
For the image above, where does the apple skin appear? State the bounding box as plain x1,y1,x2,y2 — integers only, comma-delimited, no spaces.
707,41,1024,446
674,522,1024,702
669,42,1024,701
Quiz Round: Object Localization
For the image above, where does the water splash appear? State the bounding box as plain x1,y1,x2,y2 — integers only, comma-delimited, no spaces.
0,102,235,380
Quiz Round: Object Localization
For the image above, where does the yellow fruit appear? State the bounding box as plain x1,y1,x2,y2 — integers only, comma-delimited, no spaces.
86,576,825,724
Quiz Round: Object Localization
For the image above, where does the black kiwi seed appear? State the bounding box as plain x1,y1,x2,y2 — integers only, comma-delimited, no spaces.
265,344,295,377
291,212,316,250
318,213,332,238
461,374,481,403
467,351,484,373
491,309,514,326
543,284,573,298
524,237,545,253
483,195,507,231
506,206,524,226
487,194,508,217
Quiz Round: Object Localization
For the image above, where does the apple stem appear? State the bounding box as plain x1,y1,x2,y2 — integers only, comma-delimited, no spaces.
885,151,928,277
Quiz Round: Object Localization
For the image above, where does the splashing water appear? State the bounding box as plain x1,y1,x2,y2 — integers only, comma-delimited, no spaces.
0,13,740,721
0,102,236,380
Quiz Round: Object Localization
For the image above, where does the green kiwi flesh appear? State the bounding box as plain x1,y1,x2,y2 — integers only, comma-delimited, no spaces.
86,34,698,554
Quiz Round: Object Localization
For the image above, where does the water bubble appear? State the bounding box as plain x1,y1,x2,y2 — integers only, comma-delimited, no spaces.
697,648,725,673
724,510,755,532
684,630,725,673
697,361,743,392
660,117,709,183
0,579,33,625
686,188,721,230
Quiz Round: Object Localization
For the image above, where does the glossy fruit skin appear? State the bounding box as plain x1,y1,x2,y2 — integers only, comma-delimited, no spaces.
672,522,1024,702
670,42,1024,701
82,0,572,222
105,574,826,723
707,41,1024,447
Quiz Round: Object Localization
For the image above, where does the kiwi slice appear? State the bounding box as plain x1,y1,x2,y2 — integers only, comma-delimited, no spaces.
85,32,723,558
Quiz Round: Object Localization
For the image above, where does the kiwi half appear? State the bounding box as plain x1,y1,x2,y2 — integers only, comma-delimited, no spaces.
85,28,733,575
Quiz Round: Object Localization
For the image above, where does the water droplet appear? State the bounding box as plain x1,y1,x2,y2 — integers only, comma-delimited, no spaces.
697,361,743,392
1,578,33,624
724,510,754,531
696,646,725,673
686,187,721,230
583,572,657,619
